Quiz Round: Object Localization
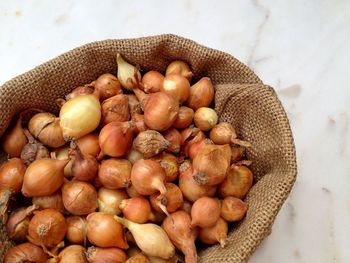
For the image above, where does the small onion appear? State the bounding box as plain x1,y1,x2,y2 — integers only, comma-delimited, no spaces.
87,212,128,249
119,196,154,224
66,216,87,245
163,128,181,154
28,208,67,247
58,245,87,263
165,60,193,81
98,159,132,189
62,180,98,215
198,217,228,248
186,77,214,110
142,70,165,93
76,133,101,157
32,191,64,211
98,187,128,215
1,116,27,158
209,122,236,145
4,242,48,263
150,183,183,216
190,197,221,228
193,107,218,131
21,129,50,166
86,246,127,263
161,74,190,104
220,196,248,222
101,94,130,125
117,54,141,90
133,130,170,158
70,142,98,181
153,153,179,182
172,106,194,129
95,73,122,101
219,165,253,198
0,158,26,194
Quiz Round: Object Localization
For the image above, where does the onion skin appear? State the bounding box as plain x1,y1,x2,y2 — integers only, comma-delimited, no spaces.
0,158,26,194
66,84,94,101
98,159,132,189
173,106,194,129
117,54,141,90
86,246,127,263
219,165,253,199
186,77,214,111
193,107,218,131
119,196,153,224
127,94,142,115
153,153,179,182
131,113,148,134
209,122,237,145
126,253,149,263
165,60,193,81
150,183,183,215
144,92,179,132
133,130,170,158
22,158,69,197
66,216,87,245
190,197,221,228
126,185,142,198
62,180,98,215
87,212,128,249
58,245,88,263
1,117,27,158
198,217,228,248
71,142,99,181
54,146,73,177
162,211,198,263
101,94,130,125
32,191,64,211
76,133,100,157
95,73,122,101
178,160,216,202
131,159,167,195
21,129,50,166
98,187,128,215
220,196,248,222
161,74,190,104
163,128,181,154
4,242,48,263
142,70,164,93
28,208,67,247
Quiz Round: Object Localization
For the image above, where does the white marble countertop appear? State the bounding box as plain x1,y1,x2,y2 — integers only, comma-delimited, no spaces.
1,0,349,262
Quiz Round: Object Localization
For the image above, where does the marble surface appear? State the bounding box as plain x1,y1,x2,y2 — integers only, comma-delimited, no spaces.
1,0,350,262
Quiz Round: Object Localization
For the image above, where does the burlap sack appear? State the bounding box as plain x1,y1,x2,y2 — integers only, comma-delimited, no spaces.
0,34,297,262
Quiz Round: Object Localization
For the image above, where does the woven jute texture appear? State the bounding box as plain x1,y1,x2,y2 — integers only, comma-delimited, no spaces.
0,34,297,262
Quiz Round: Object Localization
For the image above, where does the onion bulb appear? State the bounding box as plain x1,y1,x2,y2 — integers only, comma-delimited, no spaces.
62,180,98,215
150,183,183,216
165,60,193,81
101,94,130,125
117,54,141,90
32,191,64,211
59,92,101,140
119,196,155,224
66,216,87,245
198,217,228,248
220,196,248,222
161,74,190,104
186,77,214,110
86,246,127,263
28,208,67,247
70,142,98,181
190,197,221,228
219,165,253,198
98,121,134,158
162,211,198,263
22,158,69,197
21,129,50,166
98,159,132,189
87,212,128,249
98,187,128,215
133,130,170,158
173,106,194,129
1,116,27,157
192,144,231,186
144,92,179,131
131,159,166,195
95,73,122,101
209,122,237,145
142,70,164,93
193,107,218,131
153,153,179,182
66,84,94,101
163,128,181,154
114,216,175,259
4,242,48,263
57,245,87,263
76,133,100,157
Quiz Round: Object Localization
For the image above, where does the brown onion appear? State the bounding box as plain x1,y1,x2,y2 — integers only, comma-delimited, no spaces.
186,77,214,110
131,113,148,134
221,196,248,222
131,159,167,195
95,73,122,101
32,191,64,211
126,148,143,165
126,185,142,198
172,106,194,129
6,204,38,241
127,94,142,115
142,70,165,93
98,121,134,159
178,161,216,202
133,130,170,158
191,197,221,228
98,159,132,189
150,183,183,216
62,180,98,215
192,144,231,186
66,84,94,101
187,138,213,160
165,61,193,81
58,245,87,263
219,165,253,198
76,133,101,157
198,217,228,248
144,92,179,131
66,216,87,245
153,153,179,182
209,122,236,145
28,208,67,247
162,211,198,263
119,196,155,224
161,74,190,104
87,212,128,249
98,187,128,215
70,142,98,181
163,128,181,154
4,242,48,263
101,94,130,125
22,158,69,197
193,107,218,131
1,116,27,157
86,246,127,263
21,129,50,166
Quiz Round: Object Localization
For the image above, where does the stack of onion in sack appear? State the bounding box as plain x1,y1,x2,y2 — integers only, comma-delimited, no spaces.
0,54,254,263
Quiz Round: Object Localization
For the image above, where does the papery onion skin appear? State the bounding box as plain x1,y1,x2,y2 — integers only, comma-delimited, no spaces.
1,117,27,158
186,77,214,111
142,70,165,93
95,73,122,101
62,180,98,215
144,92,179,132
28,112,56,138
153,153,179,182
133,130,170,158
150,183,184,215
70,142,98,182
117,54,141,90
172,106,194,129
86,246,127,263
198,217,228,248
87,212,128,249
161,74,190,104
4,242,48,263
98,159,132,189
0,158,26,194
76,133,101,157
98,187,128,215
66,216,87,245
127,94,142,115
220,196,248,222
163,128,181,154
193,107,218,131
165,60,193,81
101,94,130,125
32,191,64,211
21,130,50,166
58,245,88,263
190,197,221,228
22,158,69,197
131,113,147,134
28,208,67,247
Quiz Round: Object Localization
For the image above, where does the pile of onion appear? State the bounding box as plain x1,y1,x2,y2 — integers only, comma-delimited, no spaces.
1,55,254,263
